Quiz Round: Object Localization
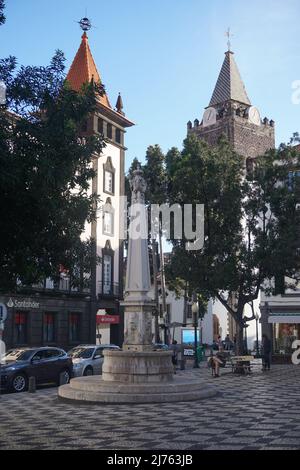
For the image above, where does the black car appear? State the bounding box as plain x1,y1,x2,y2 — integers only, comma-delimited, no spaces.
0,347,73,393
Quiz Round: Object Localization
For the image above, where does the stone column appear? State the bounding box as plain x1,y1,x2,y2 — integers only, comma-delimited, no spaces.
121,165,155,351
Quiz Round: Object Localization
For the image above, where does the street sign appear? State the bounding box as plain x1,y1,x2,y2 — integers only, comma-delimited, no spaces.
96,315,120,325
0,303,7,323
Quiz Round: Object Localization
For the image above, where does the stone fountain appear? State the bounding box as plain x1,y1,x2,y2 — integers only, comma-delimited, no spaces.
58,166,217,403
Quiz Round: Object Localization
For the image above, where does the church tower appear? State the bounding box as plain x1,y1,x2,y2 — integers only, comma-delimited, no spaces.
188,45,276,341
188,48,275,163
67,26,134,345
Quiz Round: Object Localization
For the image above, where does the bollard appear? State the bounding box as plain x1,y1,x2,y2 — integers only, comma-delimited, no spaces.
28,376,36,393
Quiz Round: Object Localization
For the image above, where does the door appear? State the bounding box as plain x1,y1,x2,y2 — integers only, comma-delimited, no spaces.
30,350,53,384
30,349,61,384
93,347,104,375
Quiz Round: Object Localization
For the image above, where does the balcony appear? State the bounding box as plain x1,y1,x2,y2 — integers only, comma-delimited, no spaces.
98,282,120,299
16,278,91,297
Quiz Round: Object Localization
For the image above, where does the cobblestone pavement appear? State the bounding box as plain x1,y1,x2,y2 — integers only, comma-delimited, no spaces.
0,363,300,450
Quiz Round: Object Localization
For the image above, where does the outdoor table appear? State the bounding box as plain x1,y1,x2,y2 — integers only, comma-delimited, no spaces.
231,355,254,375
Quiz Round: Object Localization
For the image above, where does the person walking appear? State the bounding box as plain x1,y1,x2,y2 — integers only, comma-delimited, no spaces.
262,334,271,371
224,335,232,351
170,340,178,373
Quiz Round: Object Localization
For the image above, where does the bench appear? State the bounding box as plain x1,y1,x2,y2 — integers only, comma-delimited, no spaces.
230,355,254,375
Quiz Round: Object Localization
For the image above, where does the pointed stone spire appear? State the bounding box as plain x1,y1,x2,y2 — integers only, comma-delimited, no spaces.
115,92,125,115
66,32,112,108
209,51,251,107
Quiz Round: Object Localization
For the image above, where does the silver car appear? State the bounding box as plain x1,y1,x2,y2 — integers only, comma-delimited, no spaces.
68,344,120,377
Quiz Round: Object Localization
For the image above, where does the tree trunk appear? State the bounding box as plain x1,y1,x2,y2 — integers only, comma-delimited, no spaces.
235,321,244,355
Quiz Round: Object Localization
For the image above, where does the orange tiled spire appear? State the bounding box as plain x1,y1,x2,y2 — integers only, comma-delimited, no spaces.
66,32,111,109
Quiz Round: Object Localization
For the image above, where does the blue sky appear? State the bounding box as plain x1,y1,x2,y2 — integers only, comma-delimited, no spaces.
2,0,300,169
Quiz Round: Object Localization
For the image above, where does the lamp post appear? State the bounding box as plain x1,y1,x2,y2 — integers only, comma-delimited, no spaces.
244,324,249,354
255,313,260,357
192,292,199,369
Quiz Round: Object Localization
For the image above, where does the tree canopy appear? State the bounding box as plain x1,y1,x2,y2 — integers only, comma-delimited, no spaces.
0,48,104,291
165,134,300,352
0,1,5,26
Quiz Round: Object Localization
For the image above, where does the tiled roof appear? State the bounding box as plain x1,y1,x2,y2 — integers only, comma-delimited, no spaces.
66,32,111,109
209,51,251,107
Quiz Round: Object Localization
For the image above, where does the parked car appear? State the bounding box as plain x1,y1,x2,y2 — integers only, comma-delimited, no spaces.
0,347,72,393
68,344,120,377
152,343,170,351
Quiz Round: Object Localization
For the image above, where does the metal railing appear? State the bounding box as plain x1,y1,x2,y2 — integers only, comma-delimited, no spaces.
16,278,91,296
98,282,120,298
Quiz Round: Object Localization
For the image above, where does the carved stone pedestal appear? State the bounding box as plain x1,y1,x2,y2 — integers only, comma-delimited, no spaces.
102,350,174,383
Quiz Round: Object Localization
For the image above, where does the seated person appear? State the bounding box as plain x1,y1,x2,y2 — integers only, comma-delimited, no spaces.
207,349,227,378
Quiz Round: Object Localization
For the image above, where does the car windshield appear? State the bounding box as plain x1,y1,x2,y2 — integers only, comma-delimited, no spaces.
68,347,94,359
4,349,34,361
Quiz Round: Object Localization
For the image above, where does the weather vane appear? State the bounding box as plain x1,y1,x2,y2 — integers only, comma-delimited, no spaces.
78,17,92,32
225,27,234,52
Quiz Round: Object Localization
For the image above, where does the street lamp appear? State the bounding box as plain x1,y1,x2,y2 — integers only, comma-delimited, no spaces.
255,313,260,357
192,292,199,369
244,324,249,354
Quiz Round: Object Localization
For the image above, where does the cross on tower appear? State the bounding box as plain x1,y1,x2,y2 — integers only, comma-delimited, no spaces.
225,27,234,52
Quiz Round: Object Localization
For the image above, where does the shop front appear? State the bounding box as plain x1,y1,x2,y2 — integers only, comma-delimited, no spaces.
268,313,300,363
0,294,94,352
96,309,121,345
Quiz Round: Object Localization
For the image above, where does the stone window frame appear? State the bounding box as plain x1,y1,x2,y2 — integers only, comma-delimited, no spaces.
103,157,116,195
102,197,115,237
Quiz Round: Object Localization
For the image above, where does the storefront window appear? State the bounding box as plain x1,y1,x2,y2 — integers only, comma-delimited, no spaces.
272,323,300,354
14,312,28,345
43,313,55,343
69,313,80,343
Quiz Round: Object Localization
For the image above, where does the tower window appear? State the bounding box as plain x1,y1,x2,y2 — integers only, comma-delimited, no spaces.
98,118,104,135
107,123,112,139
103,199,114,236
103,157,115,195
115,128,121,144
104,171,114,194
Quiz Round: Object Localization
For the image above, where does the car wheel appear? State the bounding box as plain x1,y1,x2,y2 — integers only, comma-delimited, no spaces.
11,373,28,393
83,366,93,376
58,369,71,385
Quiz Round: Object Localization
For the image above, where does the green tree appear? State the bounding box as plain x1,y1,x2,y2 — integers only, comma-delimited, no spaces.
0,0,5,26
0,51,105,291
166,134,300,354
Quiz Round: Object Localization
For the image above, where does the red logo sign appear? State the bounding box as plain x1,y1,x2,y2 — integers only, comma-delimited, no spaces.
96,315,120,325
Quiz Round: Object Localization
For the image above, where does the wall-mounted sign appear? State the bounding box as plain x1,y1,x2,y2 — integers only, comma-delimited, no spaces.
183,348,195,357
96,315,120,325
6,298,40,309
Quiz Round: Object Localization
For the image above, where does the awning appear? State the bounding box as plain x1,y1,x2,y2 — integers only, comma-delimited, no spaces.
268,314,300,324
